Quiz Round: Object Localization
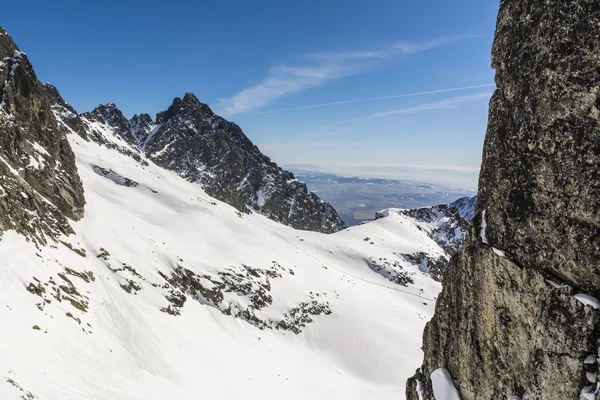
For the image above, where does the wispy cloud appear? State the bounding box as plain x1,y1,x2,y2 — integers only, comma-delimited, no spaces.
302,91,493,138
255,84,495,115
352,91,493,121
216,36,472,116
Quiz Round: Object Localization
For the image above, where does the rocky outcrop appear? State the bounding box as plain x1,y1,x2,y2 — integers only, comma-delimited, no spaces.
78,94,345,233
0,27,85,243
398,196,476,256
406,1,600,399
375,196,476,282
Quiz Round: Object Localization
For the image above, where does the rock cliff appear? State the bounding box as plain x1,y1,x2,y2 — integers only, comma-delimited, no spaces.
406,1,600,399
0,27,85,243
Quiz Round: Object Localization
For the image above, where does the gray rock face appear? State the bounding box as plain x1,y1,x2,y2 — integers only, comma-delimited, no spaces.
79,94,345,234
0,27,85,243
406,1,600,399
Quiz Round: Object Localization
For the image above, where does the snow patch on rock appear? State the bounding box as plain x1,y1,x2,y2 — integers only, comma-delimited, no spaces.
574,294,600,310
431,368,461,400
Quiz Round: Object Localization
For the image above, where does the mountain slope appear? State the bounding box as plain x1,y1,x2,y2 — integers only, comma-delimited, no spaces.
0,130,441,400
77,96,345,234
0,27,445,400
375,196,476,281
406,1,600,399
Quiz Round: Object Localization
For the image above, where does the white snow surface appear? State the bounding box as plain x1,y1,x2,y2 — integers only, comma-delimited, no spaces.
574,294,600,310
0,133,443,399
587,372,597,383
492,247,506,257
416,379,425,400
430,368,461,400
480,209,489,245
546,279,569,289
256,189,266,207
580,384,597,400
584,355,597,365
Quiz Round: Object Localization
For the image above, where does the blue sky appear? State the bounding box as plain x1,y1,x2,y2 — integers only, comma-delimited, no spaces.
3,1,499,188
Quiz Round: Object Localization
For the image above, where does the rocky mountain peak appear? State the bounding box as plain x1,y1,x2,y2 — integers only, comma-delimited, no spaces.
61,90,344,233
142,93,346,233
129,112,155,147
130,112,152,127
448,195,477,220
156,92,214,124
81,103,141,149
84,103,129,131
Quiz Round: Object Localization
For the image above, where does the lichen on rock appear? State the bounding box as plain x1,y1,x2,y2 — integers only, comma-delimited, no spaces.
406,1,600,399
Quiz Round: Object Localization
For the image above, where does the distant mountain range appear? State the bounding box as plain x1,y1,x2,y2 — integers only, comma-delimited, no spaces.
287,168,476,226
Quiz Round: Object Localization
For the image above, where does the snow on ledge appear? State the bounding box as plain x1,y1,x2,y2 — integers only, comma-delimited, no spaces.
431,368,461,400
546,279,568,289
416,379,425,400
586,372,597,383
492,247,506,257
480,210,507,257
574,294,600,310
584,355,597,365
580,384,596,400
480,210,489,244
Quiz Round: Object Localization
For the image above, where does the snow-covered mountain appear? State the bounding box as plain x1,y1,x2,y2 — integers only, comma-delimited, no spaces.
0,129,447,400
56,94,345,234
0,26,469,400
375,196,476,281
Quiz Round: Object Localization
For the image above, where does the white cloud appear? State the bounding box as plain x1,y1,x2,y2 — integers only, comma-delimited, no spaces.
216,36,471,116
354,91,493,121
255,84,495,115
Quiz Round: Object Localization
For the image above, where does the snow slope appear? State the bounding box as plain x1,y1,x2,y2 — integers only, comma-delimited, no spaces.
0,133,442,400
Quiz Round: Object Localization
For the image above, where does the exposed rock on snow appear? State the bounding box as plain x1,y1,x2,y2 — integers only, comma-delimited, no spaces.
92,165,139,187
375,196,476,282
398,196,475,257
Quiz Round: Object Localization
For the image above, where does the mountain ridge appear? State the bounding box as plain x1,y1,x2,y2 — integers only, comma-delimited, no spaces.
375,195,476,281
61,94,346,234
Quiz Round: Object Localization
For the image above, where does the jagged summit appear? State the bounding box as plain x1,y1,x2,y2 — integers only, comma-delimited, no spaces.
156,92,215,124
129,112,155,148
65,94,345,233
83,103,130,133
81,103,139,147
